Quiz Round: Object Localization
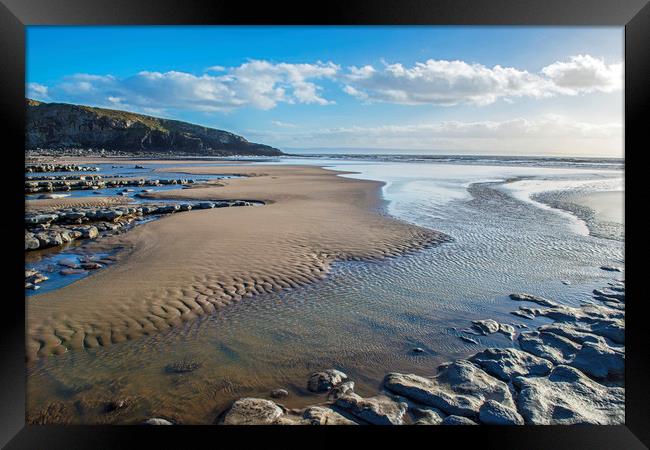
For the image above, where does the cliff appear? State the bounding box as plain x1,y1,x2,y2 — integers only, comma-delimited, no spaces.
26,99,284,156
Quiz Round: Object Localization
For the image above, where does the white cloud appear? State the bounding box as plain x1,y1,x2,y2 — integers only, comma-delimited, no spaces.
343,56,622,106
541,54,622,93
271,120,298,128
36,60,340,113
27,82,49,99
248,115,623,155
27,55,622,116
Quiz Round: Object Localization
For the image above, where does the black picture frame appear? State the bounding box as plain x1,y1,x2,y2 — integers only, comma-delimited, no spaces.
1,0,647,448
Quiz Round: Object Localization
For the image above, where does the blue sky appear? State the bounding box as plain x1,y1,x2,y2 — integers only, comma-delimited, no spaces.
26,26,624,157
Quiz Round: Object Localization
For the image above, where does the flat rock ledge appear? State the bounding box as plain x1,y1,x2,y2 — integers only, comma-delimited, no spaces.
218,278,624,425
25,200,261,252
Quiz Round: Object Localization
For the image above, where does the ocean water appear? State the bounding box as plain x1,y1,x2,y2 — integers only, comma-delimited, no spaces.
25,157,624,424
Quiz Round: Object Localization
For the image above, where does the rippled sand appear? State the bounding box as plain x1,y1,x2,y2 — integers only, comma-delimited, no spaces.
26,164,447,361
26,196,133,210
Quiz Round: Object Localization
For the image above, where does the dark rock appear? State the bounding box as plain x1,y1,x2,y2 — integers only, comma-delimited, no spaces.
441,415,477,425
164,360,201,374
570,341,624,380
509,293,558,307
469,348,553,382
600,265,622,272
307,369,347,393
335,393,407,425
270,389,289,399
478,400,524,425
518,331,581,365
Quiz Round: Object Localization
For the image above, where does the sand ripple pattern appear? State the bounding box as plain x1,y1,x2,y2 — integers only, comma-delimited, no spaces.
26,165,447,361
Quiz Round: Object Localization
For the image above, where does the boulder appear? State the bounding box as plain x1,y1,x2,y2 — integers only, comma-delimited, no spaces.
514,365,624,424
25,233,40,250
384,360,515,418
270,389,289,399
441,415,478,425
412,407,445,425
302,406,357,425
509,293,558,307
25,214,58,225
498,323,516,340
142,418,173,425
471,319,499,335
478,400,524,425
334,393,407,425
222,398,283,425
569,341,624,380
60,269,87,276
593,289,624,302
469,348,553,382
307,369,348,393
537,323,609,346
327,380,355,400
518,331,581,365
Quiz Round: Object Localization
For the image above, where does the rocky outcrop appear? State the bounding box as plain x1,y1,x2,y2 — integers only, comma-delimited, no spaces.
221,398,284,425
384,360,515,419
26,99,284,156
24,200,262,252
513,365,624,424
217,279,625,426
469,348,553,381
307,369,348,393
335,393,407,425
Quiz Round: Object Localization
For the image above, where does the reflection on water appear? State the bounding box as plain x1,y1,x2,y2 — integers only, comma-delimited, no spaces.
26,161,624,424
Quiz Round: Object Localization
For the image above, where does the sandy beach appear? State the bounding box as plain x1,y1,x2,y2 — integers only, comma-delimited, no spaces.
26,196,133,211
26,163,446,361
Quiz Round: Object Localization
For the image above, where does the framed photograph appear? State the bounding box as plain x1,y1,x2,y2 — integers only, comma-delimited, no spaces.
1,0,647,447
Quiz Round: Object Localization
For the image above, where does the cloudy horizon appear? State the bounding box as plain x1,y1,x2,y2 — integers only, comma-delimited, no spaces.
26,26,624,157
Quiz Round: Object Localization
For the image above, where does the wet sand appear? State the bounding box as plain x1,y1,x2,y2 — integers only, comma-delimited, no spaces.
565,191,624,224
26,163,446,361
26,196,133,211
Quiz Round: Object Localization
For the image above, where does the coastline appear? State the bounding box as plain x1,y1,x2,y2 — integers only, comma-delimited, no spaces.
26,162,448,361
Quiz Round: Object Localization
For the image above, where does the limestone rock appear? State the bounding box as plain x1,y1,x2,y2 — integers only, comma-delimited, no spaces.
270,389,289,399
509,293,558,307
514,365,624,425
334,393,407,425
307,369,348,393
222,398,284,425
302,406,357,425
471,319,500,335
441,415,477,425
142,418,173,425
412,407,445,425
518,331,581,365
469,348,553,382
478,400,524,425
384,360,515,418
570,341,624,380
